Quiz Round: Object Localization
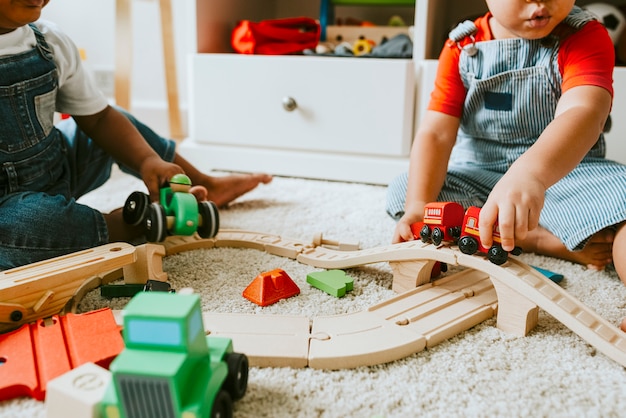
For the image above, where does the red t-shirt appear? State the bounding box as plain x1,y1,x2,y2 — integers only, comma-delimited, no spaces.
429,12,615,117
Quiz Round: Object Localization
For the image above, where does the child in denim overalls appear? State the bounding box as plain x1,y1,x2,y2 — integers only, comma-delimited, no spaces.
0,1,271,269
386,0,626,326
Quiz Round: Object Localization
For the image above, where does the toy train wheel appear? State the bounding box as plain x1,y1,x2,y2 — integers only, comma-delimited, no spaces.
122,191,149,226
197,201,220,238
224,352,249,401
431,227,444,246
488,246,508,265
458,236,478,255
419,225,431,243
210,390,233,418
145,203,167,242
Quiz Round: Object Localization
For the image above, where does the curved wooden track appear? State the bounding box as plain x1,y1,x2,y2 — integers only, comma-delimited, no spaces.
161,230,626,370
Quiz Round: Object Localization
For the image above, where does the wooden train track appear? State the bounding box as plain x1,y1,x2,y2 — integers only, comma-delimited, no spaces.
1,230,625,370
163,231,626,369
0,243,135,333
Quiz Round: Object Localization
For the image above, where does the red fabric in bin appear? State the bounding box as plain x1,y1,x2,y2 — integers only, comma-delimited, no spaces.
232,17,320,55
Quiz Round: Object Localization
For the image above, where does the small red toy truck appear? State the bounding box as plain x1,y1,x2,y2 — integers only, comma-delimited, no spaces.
412,202,465,245
457,206,522,265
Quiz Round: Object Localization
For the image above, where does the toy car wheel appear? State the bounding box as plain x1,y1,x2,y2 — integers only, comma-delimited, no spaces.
210,390,233,418
145,203,168,242
123,191,149,226
224,352,249,400
419,225,431,243
488,246,508,265
458,236,478,255
449,226,461,240
432,227,444,246
197,201,220,238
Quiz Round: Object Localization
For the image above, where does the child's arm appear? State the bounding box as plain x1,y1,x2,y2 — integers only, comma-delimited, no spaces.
392,110,460,243
479,84,612,252
71,105,185,202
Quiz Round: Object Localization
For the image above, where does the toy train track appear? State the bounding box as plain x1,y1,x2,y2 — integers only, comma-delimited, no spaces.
2,230,626,370
0,243,135,333
162,231,626,369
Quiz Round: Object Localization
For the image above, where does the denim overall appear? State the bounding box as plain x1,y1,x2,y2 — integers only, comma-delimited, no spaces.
0,24,176,269
387,7,626,250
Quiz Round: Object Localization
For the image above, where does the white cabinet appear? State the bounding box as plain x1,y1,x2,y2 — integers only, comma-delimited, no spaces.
180,0,418,184
190,54,414,157
185,53,415,183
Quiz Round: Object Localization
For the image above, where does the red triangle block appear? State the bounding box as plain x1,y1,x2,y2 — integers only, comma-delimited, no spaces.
243,269,300,306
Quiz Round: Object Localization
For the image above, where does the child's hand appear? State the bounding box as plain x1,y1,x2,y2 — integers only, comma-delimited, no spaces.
479,173,546,252
393,211,423,244
139,156,186,202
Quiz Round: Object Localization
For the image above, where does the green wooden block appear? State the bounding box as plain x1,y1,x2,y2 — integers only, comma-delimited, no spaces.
307,270,354,298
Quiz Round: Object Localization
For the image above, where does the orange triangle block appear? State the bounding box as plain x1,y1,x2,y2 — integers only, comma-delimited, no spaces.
243,268,300,306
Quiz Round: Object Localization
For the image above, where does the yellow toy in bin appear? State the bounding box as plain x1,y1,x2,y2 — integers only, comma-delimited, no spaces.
353,38,375,55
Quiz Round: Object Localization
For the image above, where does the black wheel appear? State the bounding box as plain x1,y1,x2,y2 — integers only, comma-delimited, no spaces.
210,390,233,418
432,227,444,246
197,201,220,238
488,246,508,265
449,226,461,241
224,352,249,401
123,192,149,226
419,225,431,243
458,236,478,255
145,203,168,242
511,246,523,256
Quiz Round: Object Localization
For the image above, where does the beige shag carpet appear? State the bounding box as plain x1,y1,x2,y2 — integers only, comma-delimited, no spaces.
2,166,626,418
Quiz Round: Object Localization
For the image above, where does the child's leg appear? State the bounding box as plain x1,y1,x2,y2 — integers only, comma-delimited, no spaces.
613,223,626,332
57,108,272,206
517,226,614,269
0,192,108,270
56,110,272,244
613,223,626,286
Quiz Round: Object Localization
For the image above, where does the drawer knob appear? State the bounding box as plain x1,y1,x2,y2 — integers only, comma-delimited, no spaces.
282,97,297,112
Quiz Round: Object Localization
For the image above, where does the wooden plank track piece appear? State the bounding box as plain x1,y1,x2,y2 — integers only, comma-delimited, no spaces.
0,243,136,332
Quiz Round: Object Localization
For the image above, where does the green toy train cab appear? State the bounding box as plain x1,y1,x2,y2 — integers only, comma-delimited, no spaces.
101,292,248,418
123,174,219,242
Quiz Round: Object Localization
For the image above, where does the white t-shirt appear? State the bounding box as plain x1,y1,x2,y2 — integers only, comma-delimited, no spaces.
0,20,108,116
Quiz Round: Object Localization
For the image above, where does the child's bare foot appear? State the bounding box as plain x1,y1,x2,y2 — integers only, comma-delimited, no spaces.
173,154,272,207
201,173,273,207
621,317,626,333
518,227,614,270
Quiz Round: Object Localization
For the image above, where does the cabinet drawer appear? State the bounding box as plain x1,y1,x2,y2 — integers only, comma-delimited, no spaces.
189,54,415,157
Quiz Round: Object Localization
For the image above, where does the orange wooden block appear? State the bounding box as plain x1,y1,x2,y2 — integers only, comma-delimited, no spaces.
243,269,300,306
